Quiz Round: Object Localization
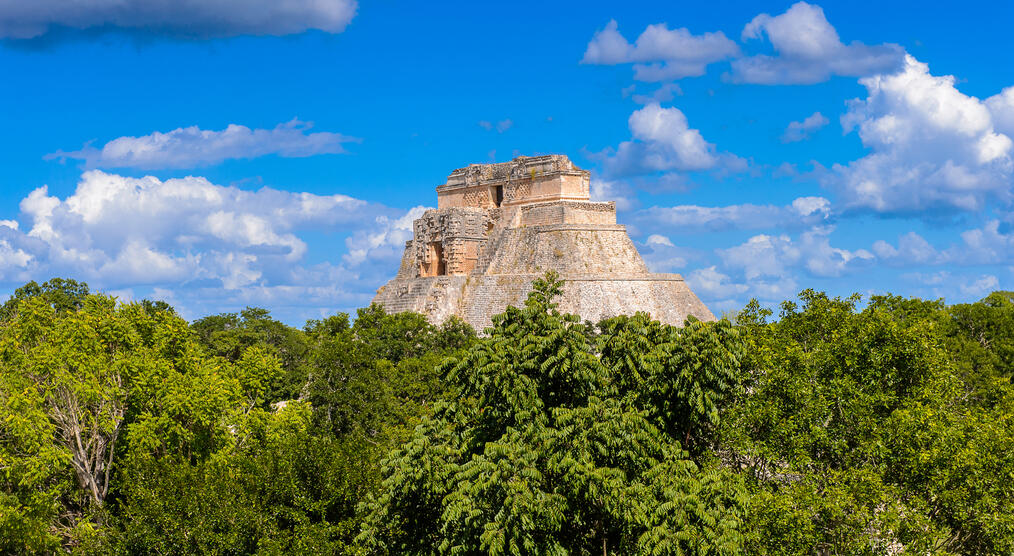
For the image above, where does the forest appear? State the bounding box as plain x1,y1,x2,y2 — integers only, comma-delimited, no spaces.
1,274,1012,555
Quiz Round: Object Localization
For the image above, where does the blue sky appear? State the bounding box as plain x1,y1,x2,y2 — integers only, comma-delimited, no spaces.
1,0,1012,323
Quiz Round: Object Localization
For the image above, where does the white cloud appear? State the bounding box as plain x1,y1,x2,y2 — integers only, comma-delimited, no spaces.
629,104,715,168
344,206,430,267
0,238,33,276
986,86,1014,138
15,170,367,278
904,270,950,287
719,234,798,280
872,232,940,265
718,226,873,280
0,0,357,40
731,2,904,85
589,178,636,212
602,103,720,177
637,234,700,273
960,274,1000,298
639,196,831,232
952,219,1014,264
581,19,739,81
782,111,830,142
675,226,876,317
831,55,1013,214
0,170,425,321
687,266,750,299
687,265,798,307
901,270,1005,303
47,119,358,170
645,234,674,247
869,218,1014,269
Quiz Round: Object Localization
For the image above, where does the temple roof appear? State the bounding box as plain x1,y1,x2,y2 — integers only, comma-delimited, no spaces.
439,155,587,191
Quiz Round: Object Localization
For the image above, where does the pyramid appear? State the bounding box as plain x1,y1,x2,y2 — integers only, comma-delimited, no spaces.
373,155,715,331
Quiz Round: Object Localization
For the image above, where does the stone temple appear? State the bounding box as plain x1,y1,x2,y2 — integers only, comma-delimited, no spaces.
372,155,714,331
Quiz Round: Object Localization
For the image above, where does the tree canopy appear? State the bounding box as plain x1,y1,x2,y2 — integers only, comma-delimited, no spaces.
0,276,1011,554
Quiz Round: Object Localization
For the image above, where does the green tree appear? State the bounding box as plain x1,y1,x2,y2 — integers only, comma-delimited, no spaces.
112,400,378,554
0,277,90,321
191,306,311,402
597,312,744,456
358,273,748,555
0,292,223,551
0,294,139,551
725,290,1014,554
303,308,475,443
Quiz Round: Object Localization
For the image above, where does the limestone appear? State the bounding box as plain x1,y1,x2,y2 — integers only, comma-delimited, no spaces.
373,155,715,331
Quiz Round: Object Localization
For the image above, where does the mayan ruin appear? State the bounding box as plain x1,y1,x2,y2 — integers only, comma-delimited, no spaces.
373,154,715,330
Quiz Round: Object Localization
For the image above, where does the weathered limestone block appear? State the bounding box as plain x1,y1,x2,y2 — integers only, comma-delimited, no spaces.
373,155,715,332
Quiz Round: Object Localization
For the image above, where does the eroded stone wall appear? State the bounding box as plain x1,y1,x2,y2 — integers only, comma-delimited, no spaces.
407,208,491,277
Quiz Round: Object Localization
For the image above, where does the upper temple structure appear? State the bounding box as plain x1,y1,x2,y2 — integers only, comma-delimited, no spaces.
372,155,715,331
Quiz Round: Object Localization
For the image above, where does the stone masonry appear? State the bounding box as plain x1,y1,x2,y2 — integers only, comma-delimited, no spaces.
373,155,715,331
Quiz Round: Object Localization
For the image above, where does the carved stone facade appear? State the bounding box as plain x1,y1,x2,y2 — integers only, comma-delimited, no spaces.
373,155,715,331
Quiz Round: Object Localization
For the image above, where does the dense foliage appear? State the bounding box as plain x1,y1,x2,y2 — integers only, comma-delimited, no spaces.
0,275,1011,554
726,291,1014,554
358,275,748,554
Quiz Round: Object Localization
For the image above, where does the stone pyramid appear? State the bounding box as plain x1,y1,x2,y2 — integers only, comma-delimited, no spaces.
373,155,714,331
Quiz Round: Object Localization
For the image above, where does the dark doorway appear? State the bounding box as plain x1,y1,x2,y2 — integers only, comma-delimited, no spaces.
420,242,445,277
494,185,503,207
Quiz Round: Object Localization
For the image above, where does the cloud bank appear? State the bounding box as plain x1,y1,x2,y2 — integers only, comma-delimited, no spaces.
0,170,424,321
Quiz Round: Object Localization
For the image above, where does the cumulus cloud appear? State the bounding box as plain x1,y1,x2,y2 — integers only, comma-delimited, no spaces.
344,206,430,267
686,266,750,299
953,219,1014,264
782,111,830,142
959,274,1001,298
869,217,1014,270
831,55,1013,214
600,103,724,178
637,233,702,273
582,19,739,81
0,232,34,281
680,226,873,311
47,120,358,170
638,196,831,232
0,170,424,321
687,266,798,309
872,232,940,265
718,226,873,280
986,86,1014,138
730,2,904,85
0,0,358,40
